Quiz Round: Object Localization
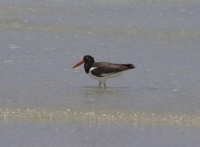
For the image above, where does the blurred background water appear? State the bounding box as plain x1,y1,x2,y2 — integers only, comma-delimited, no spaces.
0,0,200,146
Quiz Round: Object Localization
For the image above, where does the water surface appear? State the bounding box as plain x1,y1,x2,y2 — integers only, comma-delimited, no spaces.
0,0,200,146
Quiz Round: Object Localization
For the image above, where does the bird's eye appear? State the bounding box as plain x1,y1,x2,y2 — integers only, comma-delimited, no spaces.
86,56,88,59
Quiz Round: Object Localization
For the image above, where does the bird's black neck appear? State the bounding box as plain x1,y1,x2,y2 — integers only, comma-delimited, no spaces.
84,58,94,73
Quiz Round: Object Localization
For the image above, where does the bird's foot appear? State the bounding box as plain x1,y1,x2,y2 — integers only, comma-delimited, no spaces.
98,82,102,89
103,84,106,89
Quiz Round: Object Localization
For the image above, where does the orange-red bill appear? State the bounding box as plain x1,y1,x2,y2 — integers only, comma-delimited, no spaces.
72,60,85,69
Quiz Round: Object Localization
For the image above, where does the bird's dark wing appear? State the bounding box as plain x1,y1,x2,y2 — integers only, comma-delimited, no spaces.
91,62,134,77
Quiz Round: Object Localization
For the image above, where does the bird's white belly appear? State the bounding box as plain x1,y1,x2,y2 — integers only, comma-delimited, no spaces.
87,71,124,83
87,72,102,81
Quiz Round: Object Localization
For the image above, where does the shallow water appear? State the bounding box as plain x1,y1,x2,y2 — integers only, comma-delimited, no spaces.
0,0,200,146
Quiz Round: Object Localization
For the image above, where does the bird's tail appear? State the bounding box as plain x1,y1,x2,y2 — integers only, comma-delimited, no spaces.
123,64,135,69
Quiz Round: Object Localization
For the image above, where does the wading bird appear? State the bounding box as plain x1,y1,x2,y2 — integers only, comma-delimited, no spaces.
72,55,135,88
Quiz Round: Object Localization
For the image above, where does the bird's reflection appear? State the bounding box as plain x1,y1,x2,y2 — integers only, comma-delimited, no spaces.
81,86,131,104
82,86,130,95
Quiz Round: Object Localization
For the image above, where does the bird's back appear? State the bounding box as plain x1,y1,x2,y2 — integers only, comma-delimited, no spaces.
91,62,135,77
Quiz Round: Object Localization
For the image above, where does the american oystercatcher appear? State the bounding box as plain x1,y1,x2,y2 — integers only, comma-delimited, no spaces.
72,55,135,88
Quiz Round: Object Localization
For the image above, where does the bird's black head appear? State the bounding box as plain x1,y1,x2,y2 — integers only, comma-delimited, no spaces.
83,55,95,63
72,55,95,73
83,55,95,73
